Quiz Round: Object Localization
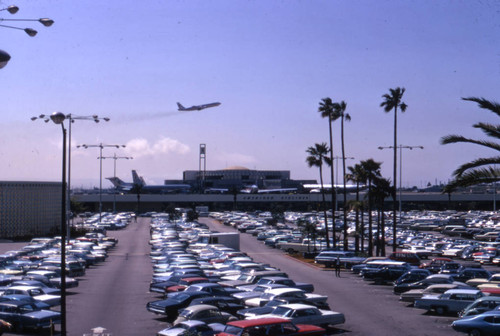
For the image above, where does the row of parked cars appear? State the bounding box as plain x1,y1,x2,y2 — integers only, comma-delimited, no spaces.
0,231,118,332
146,214,346,336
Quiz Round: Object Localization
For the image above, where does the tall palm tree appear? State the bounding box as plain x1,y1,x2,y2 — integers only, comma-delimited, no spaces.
306,143,332,249
380,87,407,252
318,98,340,248
346,163,365,253
441,97,500,190
332,101,351,250
371,177,392,256
360,159,382,257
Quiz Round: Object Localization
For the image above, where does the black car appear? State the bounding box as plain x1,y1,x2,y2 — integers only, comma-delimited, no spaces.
393,275,454,294
393,269,431,286
452,268,491,283
146,291,211,318
362,265,411,284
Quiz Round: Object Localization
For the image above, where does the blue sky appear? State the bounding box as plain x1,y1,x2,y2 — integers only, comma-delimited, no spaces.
1,0,499,189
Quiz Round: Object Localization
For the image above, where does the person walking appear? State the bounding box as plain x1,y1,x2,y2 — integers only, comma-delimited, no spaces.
335,256,341,277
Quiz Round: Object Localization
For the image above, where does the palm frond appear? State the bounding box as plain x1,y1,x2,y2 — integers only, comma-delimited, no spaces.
463,97,500,117
473,122,500,139
452,157,500,177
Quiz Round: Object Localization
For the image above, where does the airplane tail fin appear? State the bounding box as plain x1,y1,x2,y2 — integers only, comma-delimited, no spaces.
132,170,145,187
177,102,185,110
107,177,124,188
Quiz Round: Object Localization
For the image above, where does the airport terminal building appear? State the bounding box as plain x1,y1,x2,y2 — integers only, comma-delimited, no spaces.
0,181,61,239
182,166,312,191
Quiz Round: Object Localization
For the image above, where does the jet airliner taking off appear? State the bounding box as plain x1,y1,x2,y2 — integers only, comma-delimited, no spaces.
176,102,221,111
106,170,191,194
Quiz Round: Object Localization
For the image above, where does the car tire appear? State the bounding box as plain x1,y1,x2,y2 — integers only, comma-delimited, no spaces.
435,306,446,315
468,329,482,336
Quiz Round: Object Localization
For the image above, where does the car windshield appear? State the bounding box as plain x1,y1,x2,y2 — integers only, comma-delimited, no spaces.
223,325,243,335
178,309,193,318
272,306,293,317
173,293,190,302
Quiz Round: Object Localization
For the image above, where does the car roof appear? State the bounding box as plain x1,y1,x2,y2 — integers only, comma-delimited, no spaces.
226,317,290,327
444,289,481,295
183,304,217,311
267,288,303,295
278,303,316,310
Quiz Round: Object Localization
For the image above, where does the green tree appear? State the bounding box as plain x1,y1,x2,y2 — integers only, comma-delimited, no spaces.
441,97,500,190
318,98,340,248
360,159,382,256
306,142,332,249
380,87,407,252
332,101,351,250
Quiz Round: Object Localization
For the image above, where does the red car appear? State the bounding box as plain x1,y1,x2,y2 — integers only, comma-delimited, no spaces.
216,317,326,336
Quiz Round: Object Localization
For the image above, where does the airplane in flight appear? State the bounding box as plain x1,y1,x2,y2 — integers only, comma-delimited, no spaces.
177,102,221,111
106,170,191,194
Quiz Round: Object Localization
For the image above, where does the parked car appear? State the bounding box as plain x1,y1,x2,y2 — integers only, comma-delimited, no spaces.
399,283,472,304
217,317,326,336
414,288,484,315
237,277,314,293
157,320,219,336
236,298,331,320
393,274,456,294
173,304,238,326
2,286,60,307
451,310,500,336
459,296,500,317
419,258,452,273
146,291,211,318
362,264,411,284
246,303,345,327
0,301,61,331
453,268,492,283
189,296,246,316
244,288,328,307
314,251,365,268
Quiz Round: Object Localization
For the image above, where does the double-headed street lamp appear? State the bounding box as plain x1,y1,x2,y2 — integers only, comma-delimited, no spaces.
0,5,53,37
378,145,424,222
32,114,110,238
78,143,126,222
100,153,133,213
32,112,68,336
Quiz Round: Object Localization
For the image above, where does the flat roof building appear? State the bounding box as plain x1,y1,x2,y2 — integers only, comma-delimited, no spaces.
0,181,61,239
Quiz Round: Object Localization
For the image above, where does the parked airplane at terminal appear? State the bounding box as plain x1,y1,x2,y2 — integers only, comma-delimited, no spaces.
107,170,191,194
302,184,365,193
177,102,221,111
240,185,298,194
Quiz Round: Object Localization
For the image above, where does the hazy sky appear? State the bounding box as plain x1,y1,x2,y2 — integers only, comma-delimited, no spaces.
1,0,499,189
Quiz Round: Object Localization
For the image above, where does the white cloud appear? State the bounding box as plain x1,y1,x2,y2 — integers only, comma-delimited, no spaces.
215,151,257,168
124,137,190,158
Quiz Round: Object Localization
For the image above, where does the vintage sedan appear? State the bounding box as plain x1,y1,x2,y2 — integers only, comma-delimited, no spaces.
452,310,500,336
246,303,345,327
173,304,238,326
157,320,219,336
217,317,326,336
2,286,60,307
146,292,211,318
0,301,60,331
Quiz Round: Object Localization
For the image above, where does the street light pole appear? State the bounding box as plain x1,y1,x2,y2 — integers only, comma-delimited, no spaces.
378,145,423,224
32,112,68,336
100,153,133,213
78,143,126,222
32,114,110,239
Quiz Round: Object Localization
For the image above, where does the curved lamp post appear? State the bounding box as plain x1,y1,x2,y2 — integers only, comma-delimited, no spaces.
32,114,110,240
0,5,53,37
32,112,68,336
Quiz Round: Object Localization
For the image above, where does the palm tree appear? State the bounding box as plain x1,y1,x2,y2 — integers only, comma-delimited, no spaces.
332,101,351,250
441,97,500,190
306,143,332,249
318,98,340,248
371,177,392,256
346,163,365,253
380,87,407,252
360,159,382,256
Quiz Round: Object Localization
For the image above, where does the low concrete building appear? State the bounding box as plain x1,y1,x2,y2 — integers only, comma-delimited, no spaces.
0,181,61,239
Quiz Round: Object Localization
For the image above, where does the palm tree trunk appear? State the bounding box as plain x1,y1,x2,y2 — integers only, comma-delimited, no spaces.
381,207,386,257
341,116,348,251
361,207,365,253
393,105,398,253
319,164,330,249
328,116,336,249
368,180,373,257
